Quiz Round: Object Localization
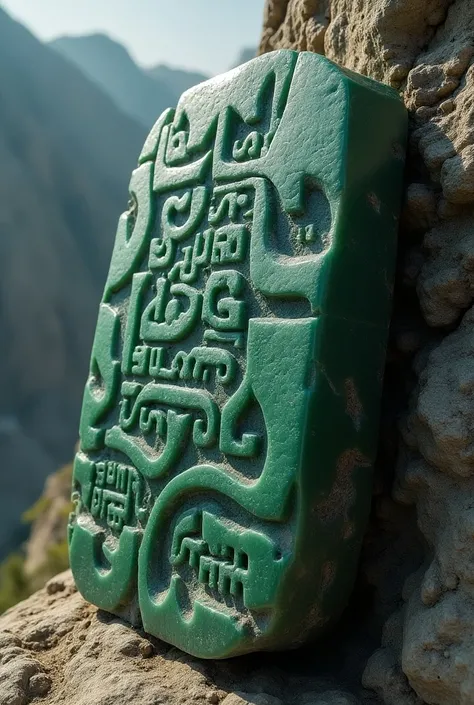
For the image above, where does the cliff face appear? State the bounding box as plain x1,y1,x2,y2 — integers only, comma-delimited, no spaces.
0,7,146,559
261,2,474,705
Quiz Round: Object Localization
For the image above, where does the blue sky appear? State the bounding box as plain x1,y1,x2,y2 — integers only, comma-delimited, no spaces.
2,0,267,75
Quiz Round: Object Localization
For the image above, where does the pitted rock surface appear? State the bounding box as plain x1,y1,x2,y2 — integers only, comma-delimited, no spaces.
0,572,366,705
261,2,474,704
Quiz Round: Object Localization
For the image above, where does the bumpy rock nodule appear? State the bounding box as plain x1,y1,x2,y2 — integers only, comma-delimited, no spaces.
261,2,474,705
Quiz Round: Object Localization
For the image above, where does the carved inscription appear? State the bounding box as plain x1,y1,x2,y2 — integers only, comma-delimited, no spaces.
88,461,147,532
70,50,406,659
171,511,284,609
104,180,258,481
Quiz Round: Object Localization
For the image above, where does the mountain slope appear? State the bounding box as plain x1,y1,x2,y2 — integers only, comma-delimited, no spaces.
232,47,257,67
50,34,177,128
0,7,146,559
147,64,208,96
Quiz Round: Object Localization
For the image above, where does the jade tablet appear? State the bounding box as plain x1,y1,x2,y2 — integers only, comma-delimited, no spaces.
69,50,406,658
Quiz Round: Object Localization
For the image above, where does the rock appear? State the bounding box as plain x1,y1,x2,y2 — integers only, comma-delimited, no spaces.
221,694,283,705
0,632,51,705
260,1,474,703
441,146,474,204
0,572,366,704
23,463,72,589
403,183,438,233
300,693,359,705
418,218,474,327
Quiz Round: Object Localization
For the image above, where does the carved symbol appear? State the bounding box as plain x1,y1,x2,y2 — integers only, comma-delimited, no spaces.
162,187,208,241
141,278,202,342
131,345,237,385
105,382,220,479
105,163,154,299
89,461,147,532
202,270,247,331
171,511,284,609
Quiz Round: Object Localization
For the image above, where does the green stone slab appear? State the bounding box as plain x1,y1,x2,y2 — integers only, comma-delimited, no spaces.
69,50,407,659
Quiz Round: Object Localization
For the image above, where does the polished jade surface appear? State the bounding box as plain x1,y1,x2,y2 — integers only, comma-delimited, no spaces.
69,50,407,658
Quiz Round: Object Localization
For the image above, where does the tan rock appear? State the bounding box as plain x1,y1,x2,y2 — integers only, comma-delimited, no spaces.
0,572,364,704
261,2,474,704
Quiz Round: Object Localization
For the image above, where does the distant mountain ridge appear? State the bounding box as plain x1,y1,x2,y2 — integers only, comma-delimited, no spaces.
51,35,257,128
146,64,208,97
0,7,146,559
50,34,177,128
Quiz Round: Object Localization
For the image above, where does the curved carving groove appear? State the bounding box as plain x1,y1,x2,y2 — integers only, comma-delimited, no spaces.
168,229,214,284
233,131,264,161
69,523,140,612
170,510,285,609
121,382,219,446
106,411,191,480
79,305,121,451
139,494,289,658
148,236,176,270
134,346,237,385
141,278,202,342
212,178,330,312
139,108,174,164
105,382,220,478
251,177,329,311
220,378,260,457
187,346,237,385
162,187,208,241
154,122,213,193
122,272,151,375
208,190,250,225
202,270,247,331
105,162,154,298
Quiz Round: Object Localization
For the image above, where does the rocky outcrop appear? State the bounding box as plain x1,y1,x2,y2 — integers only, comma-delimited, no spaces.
0,571,362,705
260,2,474,704
23,464,72,583
0,463,72,614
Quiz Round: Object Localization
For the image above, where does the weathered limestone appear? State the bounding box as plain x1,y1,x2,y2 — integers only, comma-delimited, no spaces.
260,2,474,704
0,571,363,705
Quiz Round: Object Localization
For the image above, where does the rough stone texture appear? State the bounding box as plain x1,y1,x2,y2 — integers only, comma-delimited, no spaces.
261,2,474,705
0,572,365,705
24,464,72,580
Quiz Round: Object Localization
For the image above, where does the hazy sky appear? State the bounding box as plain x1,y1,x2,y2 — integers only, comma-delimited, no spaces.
2,0,267,75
